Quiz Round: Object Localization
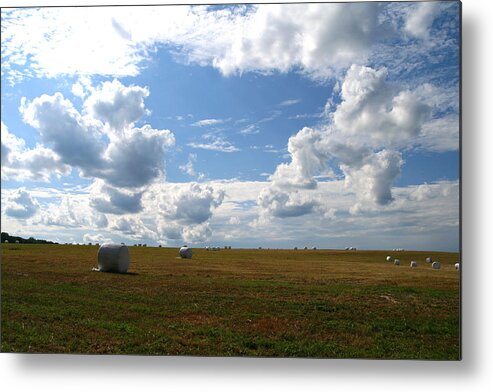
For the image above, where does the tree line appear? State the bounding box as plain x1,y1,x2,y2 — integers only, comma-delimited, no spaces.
1,232,57,245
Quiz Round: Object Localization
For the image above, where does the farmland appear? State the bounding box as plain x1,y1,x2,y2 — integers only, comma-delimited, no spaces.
1,244,460,359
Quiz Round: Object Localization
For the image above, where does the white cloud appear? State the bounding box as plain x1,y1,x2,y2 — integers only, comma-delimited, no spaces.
0,179,459,251
83,233,112,244
229,216,240,225
1,4,387,83
179,153,197,177
101,124,175,188
1,121,71,182
268,127,330,190
156,182,224,225
19,82,175,188
258,64,442,217
84,79,150,131
342,149,403,209
258,187,318,218
90,183,143,215
329,65,431,150
278,99,301,107
239,125,259,135
404,2,439,39
20,92,106,171
182,222,212,243
4,188,39,219
188,135,239,153
191,118,228,127
417,115,460,152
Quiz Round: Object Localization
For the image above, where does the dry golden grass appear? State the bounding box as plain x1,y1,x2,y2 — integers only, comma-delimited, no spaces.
1,244,460,358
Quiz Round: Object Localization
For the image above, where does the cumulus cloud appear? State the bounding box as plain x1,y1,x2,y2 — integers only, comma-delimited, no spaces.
83,233,112,244
207,3,383,79
329,65,431,150
19,82,175,188
4,188,39,219
158,183,224,224
259,64,435,218
84,79,149,130
268,127,330,190
1,121,71,181
404,2,439,39
20,92,106,171
101,124,175,188
182,222,212,243
258,187,318,218
91,184,143,215
2,4,388,83
111,217,156,240
343,150,403,211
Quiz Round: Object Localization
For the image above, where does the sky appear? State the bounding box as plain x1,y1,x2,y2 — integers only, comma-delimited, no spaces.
0,1,460,251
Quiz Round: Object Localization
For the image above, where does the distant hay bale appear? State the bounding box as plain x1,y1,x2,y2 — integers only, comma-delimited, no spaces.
410,261,418,268
455,263,460,271
432,261,441,269
4,240,8,243
386,256,393,262
179,245,192,259
96,243,130,273
394,259,400,266
15,240,20,244
425,257,432,263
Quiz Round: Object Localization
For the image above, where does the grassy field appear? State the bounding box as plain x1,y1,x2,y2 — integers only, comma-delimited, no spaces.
1,244,460,359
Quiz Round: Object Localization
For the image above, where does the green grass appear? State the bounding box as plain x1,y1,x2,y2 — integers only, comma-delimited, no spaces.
1,244,460,358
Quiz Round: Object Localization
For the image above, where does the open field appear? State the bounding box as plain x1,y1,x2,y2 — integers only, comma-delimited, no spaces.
1,244,460,359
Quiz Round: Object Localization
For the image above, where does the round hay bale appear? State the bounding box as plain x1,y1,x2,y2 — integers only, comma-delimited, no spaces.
455,263,460,271
410,261,418,268
4,240,8,243
394,259,400,266
425,257,432,263
179,245,192,259
432,261,441,269
386,256,393,262
97,243,130,273
15,240,20,244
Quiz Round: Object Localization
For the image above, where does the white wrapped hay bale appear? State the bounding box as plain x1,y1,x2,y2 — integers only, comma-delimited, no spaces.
179,245,192,259
410,261,418,268
394,259,400,266
386,256,393,262
432,261,441,269
425,257,432,263
455,263,460,271
96,243,130,273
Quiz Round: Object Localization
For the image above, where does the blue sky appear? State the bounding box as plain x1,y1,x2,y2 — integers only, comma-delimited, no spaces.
1,2,460,251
